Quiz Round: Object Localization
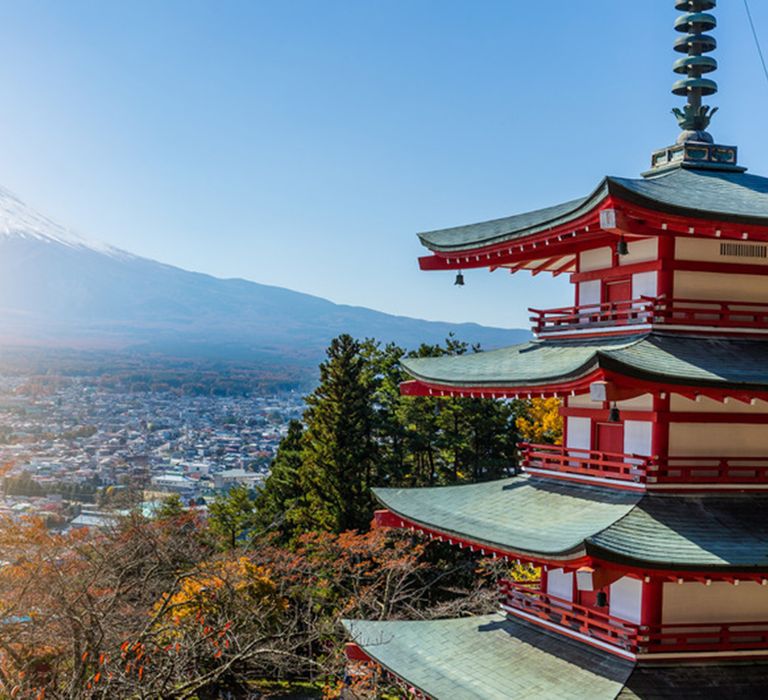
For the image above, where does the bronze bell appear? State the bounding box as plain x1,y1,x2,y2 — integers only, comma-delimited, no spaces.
616,237,629,256
455,271,465,286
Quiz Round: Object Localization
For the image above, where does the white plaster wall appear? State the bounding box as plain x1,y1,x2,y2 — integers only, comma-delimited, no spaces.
620,238,658,266
669,423,768,457
675,238,768,266
547,568,574,602
624,421,652,456
670,395,768,414
579,280,601,308
674,271,768,303
631,271,658,299
566,417,591,451
610,577,643,624
580,247,613,272
663,582,768,624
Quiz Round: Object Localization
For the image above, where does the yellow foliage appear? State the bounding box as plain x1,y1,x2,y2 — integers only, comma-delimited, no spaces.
506,560,541,583
157,557,281,627
515,398,563,445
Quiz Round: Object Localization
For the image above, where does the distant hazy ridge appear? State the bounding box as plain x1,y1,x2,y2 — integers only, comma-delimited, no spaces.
0,185,529,368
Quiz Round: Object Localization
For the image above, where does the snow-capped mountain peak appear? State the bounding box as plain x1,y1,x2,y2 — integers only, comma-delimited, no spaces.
0,185,130,258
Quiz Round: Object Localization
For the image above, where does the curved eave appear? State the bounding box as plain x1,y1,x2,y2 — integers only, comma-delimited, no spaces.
417,179,610,254
398,337,632,396
373,476,640,563
400,359,603,398
399,334,768,399
374,476,768,572
378,497,589,564
417,169,768,262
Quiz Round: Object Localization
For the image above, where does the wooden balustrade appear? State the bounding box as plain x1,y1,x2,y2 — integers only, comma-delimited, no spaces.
529,298,654,334
529,296,768,334
642,620,768,653
518,443,651,484
500,579,768,656
498,579,639,652
519,443,768,487
650,296,768,329
655,457,768,485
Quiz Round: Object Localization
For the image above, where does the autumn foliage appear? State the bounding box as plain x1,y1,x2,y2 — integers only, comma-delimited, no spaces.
515,397,563,445
0,511,496,699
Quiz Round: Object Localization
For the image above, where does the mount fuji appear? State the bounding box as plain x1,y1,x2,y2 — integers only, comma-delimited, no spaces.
0,186,528,368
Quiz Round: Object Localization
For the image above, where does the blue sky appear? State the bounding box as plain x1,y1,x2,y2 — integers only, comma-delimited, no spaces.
0,0,766,329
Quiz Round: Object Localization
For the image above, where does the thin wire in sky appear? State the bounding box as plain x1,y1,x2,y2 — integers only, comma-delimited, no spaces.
744,0,768,88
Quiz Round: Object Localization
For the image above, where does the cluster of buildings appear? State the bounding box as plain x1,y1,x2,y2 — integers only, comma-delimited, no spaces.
0,376,304,527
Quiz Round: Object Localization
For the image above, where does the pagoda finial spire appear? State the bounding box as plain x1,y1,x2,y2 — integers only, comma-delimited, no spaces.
671,0,719,143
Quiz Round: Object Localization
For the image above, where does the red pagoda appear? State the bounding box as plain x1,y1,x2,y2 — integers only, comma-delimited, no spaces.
344,1,768,697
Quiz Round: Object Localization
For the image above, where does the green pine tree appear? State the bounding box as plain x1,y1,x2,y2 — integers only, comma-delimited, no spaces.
253,419,305,533
208,485,257,549
294,334,376,534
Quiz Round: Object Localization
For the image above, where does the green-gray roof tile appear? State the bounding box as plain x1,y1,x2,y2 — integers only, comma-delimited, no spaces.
374,477,639,558
374,477,768,570
590,495,768,570
401,333,768,391
343,615,633,700
343,615,768,698
620,662,768,698
419,168,768,253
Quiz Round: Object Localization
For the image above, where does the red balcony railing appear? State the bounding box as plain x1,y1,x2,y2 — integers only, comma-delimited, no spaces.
529,298,654,334
643,621,768,654
655,457,768,485
519,443,768,488
518,442,653,485
499,579,640,652
652,297,768,330
500,579,768,657
530,296,768,335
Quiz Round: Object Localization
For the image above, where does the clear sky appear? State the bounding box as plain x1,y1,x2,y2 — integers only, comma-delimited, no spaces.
0,0,766,329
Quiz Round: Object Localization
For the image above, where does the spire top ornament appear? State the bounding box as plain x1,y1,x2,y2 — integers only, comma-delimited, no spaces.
672,0,719,143
646,0,743,175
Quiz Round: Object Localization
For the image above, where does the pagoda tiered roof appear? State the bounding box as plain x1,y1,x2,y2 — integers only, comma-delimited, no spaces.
401,332,768,397
419,168,768,255
343,615,768,700
374,476,768,571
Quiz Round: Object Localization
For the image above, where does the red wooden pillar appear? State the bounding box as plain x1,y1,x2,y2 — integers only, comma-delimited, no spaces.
657,235,675,299
640,576,663,629
652,393,670,471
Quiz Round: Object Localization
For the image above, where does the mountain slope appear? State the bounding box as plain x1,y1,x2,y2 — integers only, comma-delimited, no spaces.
0,186,529,365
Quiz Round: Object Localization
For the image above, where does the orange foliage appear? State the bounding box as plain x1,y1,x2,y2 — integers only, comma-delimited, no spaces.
155,556,282,629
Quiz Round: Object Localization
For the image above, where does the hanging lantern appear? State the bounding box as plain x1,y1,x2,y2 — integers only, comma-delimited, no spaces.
454,271,465,286
616,237,629,256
